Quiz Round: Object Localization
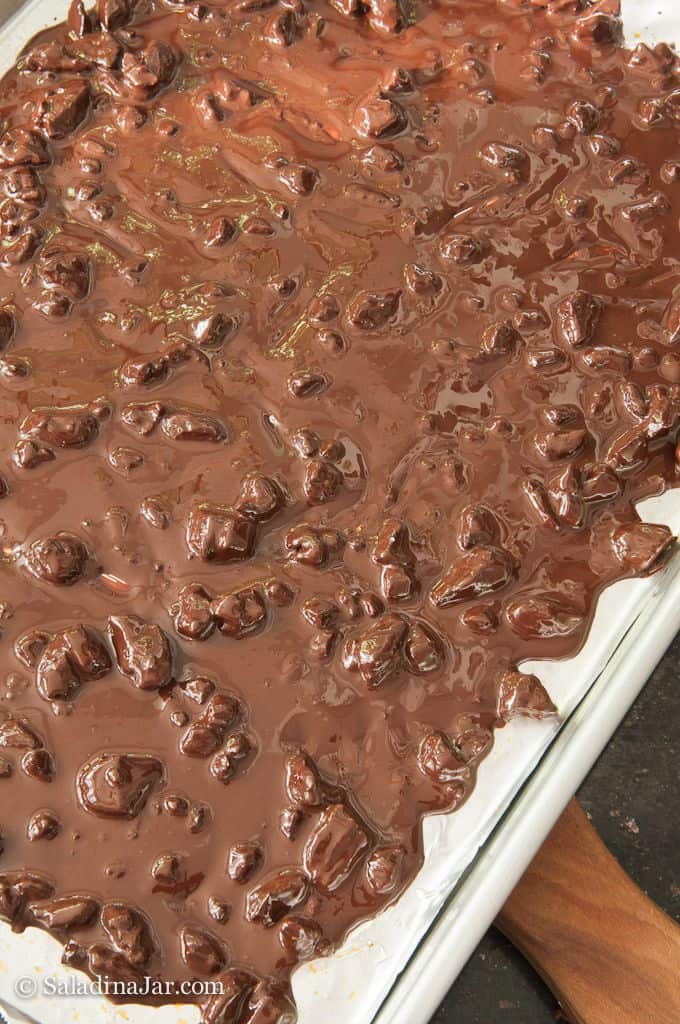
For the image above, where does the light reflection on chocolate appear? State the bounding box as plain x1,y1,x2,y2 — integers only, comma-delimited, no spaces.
0,1,679,1020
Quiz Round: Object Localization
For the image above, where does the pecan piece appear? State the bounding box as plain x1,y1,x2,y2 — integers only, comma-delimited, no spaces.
245,869,310,926
611,523,673,574
342,613,408,688
497,670,556,720
186,505,255,562
76,753,163,818
303,804,369,893
431,546,515,607
108,615,172,690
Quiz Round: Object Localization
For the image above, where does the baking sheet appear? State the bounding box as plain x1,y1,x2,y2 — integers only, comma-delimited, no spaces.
1,1,679,1022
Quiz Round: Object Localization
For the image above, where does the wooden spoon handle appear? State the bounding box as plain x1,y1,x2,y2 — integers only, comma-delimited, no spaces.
496,799,680,1024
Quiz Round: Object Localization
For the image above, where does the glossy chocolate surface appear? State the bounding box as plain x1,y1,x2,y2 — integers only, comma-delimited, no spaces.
0,0,679,1020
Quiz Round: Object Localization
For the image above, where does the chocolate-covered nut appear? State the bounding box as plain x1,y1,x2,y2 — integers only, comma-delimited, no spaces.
29,894,98,929
431,547,515,607
0,308,16,349
380,564,414,600
25,532,89,585
235,472,284,520
277,160,318,194
121,401,164,436
87,943,144,989
27,810,61,841
119,352,169,388
151,853,186,886
300,597,338,631
101,902,154,966
439,232,484,265
108,615,172,690
109,446,144,474
418,731,465,784
207,896,231,925
565,99,601,135
533,426,587,461
460,604,499,634
404,621,444,674
505,595,583,641
1,356,32,382
201,969,256,1024
191,313,237,349
0,717,41,750
21,403,103,448
188,803,211,835
245,868,309,926
179,925,225,975
21,749,54,782
163,794,189,818
581,464,621,503
0,871,54,924
480,320,520,358
303,458,343,505
39,250,91,302
365,845,403,895
309,629,336,660
210,750,235,783
121,40,177,100
98,0,130,30
161,411,227,443
186,505,255,562
180,723,223,759
554,290,602,348
211,586,267,638
352,92,407,140
456,505,499,550
303,804,369,893
172,583,215,640
361,143,403,173
0,127,48,169
180,675,215,708
342,613,408,688
497,670,556,720
279,916,327,961
373,516,414,566
240,979,296,1023
204,216,238,247
480,141,529,182
284,523,344,565
34,79,90,139
198,695,240,734
611,523,674,574
70,32,121,69
2,224,41,266
35,622,109,704
347,289,401,330
455,723,492,763
288,369,329,398
76,753,163,818
284,751,324,807
227,842,262,883
308,293,340,323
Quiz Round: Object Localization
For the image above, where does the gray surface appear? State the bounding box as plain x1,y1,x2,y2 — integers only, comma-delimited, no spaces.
433,631,680,1024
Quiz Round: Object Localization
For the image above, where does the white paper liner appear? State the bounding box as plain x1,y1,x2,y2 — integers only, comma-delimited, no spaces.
1,1,679,1021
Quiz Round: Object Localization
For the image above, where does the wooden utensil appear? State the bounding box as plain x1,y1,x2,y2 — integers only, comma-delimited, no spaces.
497,799,680,1024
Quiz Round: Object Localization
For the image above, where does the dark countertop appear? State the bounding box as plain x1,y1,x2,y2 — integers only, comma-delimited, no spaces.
433,631,680,1024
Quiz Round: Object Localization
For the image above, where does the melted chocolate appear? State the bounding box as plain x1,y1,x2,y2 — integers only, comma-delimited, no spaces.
0,0,679,1020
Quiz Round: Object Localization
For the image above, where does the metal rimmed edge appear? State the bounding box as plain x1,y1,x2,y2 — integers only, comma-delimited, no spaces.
372,552,680,1024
